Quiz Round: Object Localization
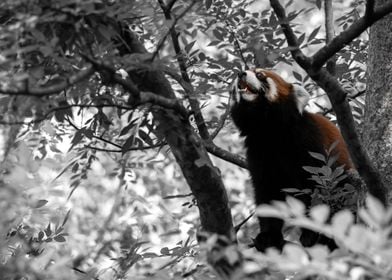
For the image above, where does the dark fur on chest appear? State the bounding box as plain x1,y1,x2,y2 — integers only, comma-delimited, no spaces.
231,94,325,206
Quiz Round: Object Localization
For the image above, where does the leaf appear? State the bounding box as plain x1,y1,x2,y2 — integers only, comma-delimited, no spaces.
303,166,320,175
309,151,326,163
297,33,306,46
122,135,134,154
283,243,308,264
142,252,159,258
185,40,196,53
223,0,232,6
310,204,330,224
282,188,301,193
366,195,385,224
54,235,66,242
286,197,305,216
38,231,45,241
308,26,321,42
292,71,302,82
205,0,212,9
316,0,322,9
69,129,85,151
212,29,224,40
45,223,52,237
328,141,340,154
331,209,354,238
138,130,153,146
35,200,48,208
61,210,71,227
256,205,283,218
160,247,170,255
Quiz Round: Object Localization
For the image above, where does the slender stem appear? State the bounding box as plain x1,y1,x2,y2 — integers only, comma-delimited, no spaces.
324,0,336,75
158,0,211,140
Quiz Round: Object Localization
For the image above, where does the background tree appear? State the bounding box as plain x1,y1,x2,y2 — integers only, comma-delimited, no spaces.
0,0,392,279
363,0,392,193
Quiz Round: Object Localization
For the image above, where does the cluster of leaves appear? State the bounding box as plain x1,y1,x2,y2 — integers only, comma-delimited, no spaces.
253,196,392,280
284,142,362,214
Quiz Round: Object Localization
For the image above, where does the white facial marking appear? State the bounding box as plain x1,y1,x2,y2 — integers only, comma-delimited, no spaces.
244,70,262,92
292,84,310,114
265,77,278,101
241,91,258,101
230,78,241,106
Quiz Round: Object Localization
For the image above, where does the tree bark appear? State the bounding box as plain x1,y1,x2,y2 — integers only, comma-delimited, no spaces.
363,0,392,198
114,23,234,237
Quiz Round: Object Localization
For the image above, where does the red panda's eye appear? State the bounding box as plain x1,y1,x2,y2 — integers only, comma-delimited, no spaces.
256,72,265,80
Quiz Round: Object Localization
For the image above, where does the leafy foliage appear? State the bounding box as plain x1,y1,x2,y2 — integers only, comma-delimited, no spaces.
0,0,384,279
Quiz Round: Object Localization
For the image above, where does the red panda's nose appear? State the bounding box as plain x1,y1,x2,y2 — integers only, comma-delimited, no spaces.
238,72,247,80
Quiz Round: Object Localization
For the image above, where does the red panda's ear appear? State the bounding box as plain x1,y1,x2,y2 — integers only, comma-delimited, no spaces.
292,84,310,114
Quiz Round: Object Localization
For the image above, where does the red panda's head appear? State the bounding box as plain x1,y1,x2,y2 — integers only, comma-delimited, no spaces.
230,68,311,135
231,68,310,114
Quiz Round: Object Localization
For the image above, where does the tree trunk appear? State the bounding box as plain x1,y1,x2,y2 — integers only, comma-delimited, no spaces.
363,0,392,198
113,23,234,238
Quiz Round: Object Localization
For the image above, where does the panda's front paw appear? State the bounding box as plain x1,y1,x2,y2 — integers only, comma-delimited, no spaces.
253,231,285,252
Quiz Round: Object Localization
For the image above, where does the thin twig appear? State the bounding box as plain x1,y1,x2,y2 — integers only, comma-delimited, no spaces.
225,20,248,68
0,66,95,97
157,0,211,140
151,1,196,61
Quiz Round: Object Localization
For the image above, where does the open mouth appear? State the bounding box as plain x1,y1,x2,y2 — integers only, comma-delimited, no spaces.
238,80,259,101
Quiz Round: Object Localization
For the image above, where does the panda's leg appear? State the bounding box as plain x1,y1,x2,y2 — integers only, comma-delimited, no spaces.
254,217,285,251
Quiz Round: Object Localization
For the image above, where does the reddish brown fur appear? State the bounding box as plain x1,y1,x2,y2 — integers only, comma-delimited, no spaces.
308,114,353,169
257,69,293,98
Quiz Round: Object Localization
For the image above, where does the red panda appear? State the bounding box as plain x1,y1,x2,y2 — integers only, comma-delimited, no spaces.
230,68,353,251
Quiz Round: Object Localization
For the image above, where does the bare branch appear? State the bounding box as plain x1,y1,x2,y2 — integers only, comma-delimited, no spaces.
312,0,392,69
224,20,248,68
85,142,166,153
324,0,336,75
269,0,312,69
0,66,95,97
204,141,248,169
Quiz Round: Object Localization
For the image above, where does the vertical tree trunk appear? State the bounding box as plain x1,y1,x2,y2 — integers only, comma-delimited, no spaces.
113,23,234,238
363,0,392,197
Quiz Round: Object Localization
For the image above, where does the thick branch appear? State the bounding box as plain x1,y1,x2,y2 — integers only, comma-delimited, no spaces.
312,0,392,69
0,66,95,97
84,56,189,117
112,22,234,237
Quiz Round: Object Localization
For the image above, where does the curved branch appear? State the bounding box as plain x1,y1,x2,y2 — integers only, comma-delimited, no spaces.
311,0,392,69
